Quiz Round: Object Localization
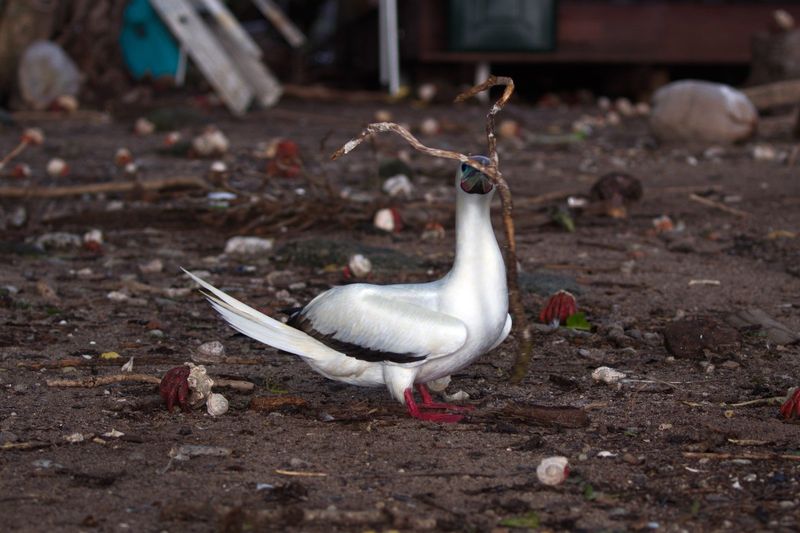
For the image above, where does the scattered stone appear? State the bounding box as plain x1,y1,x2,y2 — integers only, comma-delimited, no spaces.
589,172,643,218
134,117,155,135
536,456,569,486
46,158,69,177
373,207,403,233
139,258,164,274
382,174,412,197
663,317,741,359
752,144,779,161
419,117,440,135
193,341,226,364
224,236,274,256
649,80,757,143
346,254,372,278
206,393,229,417
64,432,85,443
83,229,103,246
417,83,436,103
192,127,229,157
107,291,129,302
592,366,626,384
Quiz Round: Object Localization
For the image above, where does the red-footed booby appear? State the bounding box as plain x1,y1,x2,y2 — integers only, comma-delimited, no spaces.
183,156,510,422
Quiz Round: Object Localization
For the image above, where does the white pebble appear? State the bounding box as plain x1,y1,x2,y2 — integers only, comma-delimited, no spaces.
373,208,401,232
536,456,569,486
592,366,626,384
382,174,412,197
46,158,68,177
206,393,229,417
83,229,103,244
347,254,372,278
224,236,274,256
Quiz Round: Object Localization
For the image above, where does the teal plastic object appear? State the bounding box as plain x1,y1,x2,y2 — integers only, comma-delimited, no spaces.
119,0,180,79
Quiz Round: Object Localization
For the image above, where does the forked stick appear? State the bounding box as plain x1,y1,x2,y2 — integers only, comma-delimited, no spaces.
332,75,534,384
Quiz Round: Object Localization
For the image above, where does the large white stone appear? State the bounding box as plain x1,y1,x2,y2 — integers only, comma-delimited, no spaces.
650,80,757,143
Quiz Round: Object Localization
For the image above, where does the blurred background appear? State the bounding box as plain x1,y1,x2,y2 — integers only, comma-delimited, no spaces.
2,0,800,111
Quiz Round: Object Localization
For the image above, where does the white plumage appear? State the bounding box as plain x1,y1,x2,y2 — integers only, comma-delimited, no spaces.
185,156,510,422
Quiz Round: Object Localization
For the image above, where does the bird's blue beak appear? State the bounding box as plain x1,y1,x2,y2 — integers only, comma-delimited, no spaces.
460,156,493,195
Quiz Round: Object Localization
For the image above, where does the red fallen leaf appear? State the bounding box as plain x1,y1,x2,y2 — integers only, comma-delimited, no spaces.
539,290,577,326
275,140,299,159
780,388,800,420
160,366,190,413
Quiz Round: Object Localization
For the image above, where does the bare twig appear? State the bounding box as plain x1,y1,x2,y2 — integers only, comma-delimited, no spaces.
683,452,800,462
46,373,253,391
0,176,210,198
688,193,750,218
0,139,30,170
332,76,533,384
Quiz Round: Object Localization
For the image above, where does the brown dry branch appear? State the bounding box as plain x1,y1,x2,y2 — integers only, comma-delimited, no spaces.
0,139,30,170
683,452,800,462
332,75,534,384
47,373,253,391
18,355,262,370
688,193,750,218
0,176,210,198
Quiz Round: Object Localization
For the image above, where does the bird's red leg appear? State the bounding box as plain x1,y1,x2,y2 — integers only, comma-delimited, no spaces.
404,388,464,423
415,384,475,412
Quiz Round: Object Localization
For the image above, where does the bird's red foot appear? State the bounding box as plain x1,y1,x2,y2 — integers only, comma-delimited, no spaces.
539,290,577,327
160,365,190,412
780,388,800,420
415,384,475,412
403,386,470,423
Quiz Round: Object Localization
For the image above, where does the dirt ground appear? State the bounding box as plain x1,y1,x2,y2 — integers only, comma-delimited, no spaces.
1,95,799,532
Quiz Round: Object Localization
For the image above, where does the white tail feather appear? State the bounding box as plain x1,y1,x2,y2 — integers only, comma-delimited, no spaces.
182,268,338,360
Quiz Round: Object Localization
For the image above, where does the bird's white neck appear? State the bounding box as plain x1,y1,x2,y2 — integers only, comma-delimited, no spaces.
449,193,505,284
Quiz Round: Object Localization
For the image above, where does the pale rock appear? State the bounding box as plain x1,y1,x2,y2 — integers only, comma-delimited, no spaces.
347,254,372,278
536,456,570,486
592,366,626,384
224,236,274,256
650,80,757,143
382,174,412,197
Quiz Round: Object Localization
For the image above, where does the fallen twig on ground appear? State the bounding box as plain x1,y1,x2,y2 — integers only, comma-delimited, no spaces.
683,452,800,462
332,75,534,384
47,373,253,391
0,176,210,198
688,193,750,218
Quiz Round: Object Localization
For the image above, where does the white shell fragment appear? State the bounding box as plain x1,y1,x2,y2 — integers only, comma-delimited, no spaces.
121,357,134,373
347,254,372,278
592,366,626,384
194,340,226,364
46,158,68,177
192,127,229,156
536,456,570,486
186,363,214,406
224,236,274,256
382,174,412,197
373,207,401,232
206,393,229,417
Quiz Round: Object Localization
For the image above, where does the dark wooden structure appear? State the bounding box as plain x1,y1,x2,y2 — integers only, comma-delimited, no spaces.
410,1,800,65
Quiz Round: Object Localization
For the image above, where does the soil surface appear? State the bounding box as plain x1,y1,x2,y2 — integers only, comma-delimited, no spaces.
1,97,799,532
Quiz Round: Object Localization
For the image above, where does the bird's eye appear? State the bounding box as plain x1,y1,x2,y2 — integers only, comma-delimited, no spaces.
460,163,468,172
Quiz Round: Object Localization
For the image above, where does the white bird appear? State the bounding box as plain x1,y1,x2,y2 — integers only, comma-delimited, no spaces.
184,156,510,422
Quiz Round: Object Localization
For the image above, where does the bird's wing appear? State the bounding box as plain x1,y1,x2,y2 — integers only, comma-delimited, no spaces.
291,285,467,365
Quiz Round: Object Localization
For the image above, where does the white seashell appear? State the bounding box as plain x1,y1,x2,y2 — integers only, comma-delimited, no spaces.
46,158,68,177
347,254,372,278
206,393,229,416
186,363,214,406
592,366,626,384
373,208,401,232
536,456,569,486
382,174,412,197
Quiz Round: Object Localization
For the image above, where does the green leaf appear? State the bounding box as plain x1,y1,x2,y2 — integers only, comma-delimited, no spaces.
499,511,540,529
582,483,597,501
565,312,591,331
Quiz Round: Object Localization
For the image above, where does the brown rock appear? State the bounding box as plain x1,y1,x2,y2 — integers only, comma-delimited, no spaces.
663,317,741,359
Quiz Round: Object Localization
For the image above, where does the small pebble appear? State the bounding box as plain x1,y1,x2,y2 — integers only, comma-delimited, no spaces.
193,341,225,364
536,456,569,486
592,366,626,384
224,236,274,256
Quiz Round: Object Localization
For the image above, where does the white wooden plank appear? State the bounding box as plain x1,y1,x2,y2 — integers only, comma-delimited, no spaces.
207,20,282,108
251,0,306,48
150,0,252,115
193,0,262,58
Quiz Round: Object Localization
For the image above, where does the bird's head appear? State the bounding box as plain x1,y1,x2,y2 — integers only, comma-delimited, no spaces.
457,155,493,195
